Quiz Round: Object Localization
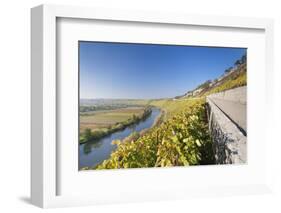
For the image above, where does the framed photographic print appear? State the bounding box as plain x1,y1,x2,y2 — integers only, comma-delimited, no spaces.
31,4,274,208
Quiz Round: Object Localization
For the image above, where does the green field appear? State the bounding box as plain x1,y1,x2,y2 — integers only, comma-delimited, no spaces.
80,107,146,133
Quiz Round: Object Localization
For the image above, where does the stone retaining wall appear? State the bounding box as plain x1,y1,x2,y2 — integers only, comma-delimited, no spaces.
207,87,247,164
208,86,246,104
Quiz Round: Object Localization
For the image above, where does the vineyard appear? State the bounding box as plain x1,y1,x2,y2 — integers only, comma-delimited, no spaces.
85,98,215,170
203,66,246,96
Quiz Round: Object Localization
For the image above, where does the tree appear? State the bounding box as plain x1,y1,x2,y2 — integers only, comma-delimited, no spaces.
224,67,232,73
235,60,241,67
196,80,212,89
132,114,137,122
83,128,92,141
241,54,247,64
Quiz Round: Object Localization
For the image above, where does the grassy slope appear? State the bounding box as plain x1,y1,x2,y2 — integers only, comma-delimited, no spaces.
150,98,202,120
198,63,247,97
204,69,246,96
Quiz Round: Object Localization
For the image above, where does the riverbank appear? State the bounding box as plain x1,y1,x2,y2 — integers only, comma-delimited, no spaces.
153,108,166,126
79,107,161,169
115,107,164,144
79,107,153,144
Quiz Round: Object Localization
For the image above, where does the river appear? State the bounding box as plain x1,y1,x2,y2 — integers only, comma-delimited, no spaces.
79,108,161,169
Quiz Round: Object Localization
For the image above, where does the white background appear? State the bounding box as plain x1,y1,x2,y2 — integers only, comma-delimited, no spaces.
0,0,280,212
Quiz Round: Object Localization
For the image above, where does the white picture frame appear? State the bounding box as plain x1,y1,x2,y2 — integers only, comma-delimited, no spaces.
31,4,274,208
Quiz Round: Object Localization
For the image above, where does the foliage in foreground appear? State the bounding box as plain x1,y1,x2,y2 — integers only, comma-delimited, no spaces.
95,99,214,169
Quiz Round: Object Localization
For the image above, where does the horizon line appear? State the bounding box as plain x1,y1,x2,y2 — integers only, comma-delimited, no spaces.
80,97,173,100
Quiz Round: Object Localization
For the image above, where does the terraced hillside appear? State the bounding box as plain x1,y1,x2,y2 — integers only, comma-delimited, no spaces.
178,62,246,99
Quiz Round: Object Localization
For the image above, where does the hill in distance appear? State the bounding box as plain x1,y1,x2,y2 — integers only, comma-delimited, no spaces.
175,58,247,99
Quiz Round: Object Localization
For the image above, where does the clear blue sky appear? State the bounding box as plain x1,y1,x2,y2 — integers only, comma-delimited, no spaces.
80,41,246,99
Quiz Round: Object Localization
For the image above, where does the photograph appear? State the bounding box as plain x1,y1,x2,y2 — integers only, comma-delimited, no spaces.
78,41,247,170
24,2,277,210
